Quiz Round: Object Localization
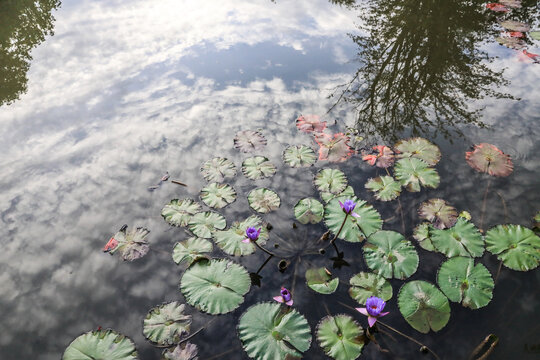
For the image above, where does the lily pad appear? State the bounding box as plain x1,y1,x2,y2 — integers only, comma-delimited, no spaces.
213,215,268,256
324,196,383,243
530,31,540,41
296,114,327,133
320,185,355,204
162,342,198,360
294,198,324,224
398,280,451,334
437,257,494,309
485,224,540,271
316,315,365,360
143,302,192,346
465,143,513,177
314,133,354,162
418,198,458,230
238,302,312,360
201,157,237,183
496,37,526,49
349,272,393,305
395,138,441,166
63,329,138,360
363,231,419,280
394,158,440,192
500,20,530,32
430,218,484,258
365,176,401,201
247,188,281,213
234,130,267,153
413,223,436,252
314,168,348,195
500,0,521,8
200,183,237,209
188,211,226,239
104,226,150,262
180,259,250,315
172,237,213,266
283,145,317,168
242,156,276,180
305,267,339,294
162,199,202,227
361,145,394,168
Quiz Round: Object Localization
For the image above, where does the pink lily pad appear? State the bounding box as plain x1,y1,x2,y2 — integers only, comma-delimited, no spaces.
418,198,458,230
361,145,394,168
296,114,327,133
314,132,354,162
234,130,267,153
465,143,513,177
486,3,509,12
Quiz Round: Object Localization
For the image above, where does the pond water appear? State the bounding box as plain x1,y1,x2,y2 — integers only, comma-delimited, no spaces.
1,0,539,359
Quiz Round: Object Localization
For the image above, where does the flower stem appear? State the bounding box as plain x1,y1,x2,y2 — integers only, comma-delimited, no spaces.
330,213,348,244
253,240,277,257
376,320,440,360
255,253,274,275
480,178,492,230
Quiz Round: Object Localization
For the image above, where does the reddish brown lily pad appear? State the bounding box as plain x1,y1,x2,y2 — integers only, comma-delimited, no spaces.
314,133,354,162
465,143,513,177
418,199,458,230
234,130,267,153
362,145,394,168
296,114,327,133
500,20,530,32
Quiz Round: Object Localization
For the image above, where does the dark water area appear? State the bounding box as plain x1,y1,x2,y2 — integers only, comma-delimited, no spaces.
0,0,539,359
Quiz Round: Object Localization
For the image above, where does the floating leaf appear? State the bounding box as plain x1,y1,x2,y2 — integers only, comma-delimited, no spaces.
320,185,355,204
314,168,348,195
247,188,281,213
172,237,213,266
437,257,494,309
180,259,250,315
200,157,236,183
465,143,513,177
349,272,393,305
324,196,382,243
485,3,509,12
314,133,354,162
294,198,324,224
530,31,540,41
418,198,458,230
431,218,484,258
485,224,540,271
365,176,401,201
316,315,365,360
363,231,419,280
413,223,436,252
162,342,198,360
143,302,192,346
63,329,138,360
305,267,339,294
296,114,327,133
188,212,226,239
496,37,526,49
394,158,440,192
162,199,202,227
395,138,441,166
361,145,394,168
241,156,276,180
500,0,521,8
500,20,530,32
398,281,451,334
213,215,268,256
200,183,237,209
234,130,267,153
238,302,312,360
282,145,317,168
104,226,150,261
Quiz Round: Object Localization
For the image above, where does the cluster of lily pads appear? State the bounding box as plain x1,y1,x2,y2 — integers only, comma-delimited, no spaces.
62,115,540,360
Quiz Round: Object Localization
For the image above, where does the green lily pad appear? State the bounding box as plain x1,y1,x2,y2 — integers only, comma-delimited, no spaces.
324,196,383,243
162,342,198,360
418,198,458,230
316,315,365,360
500,20,530,32
320,185,355,204
238,302,312,360
247,188,281,213
398,281,451,334
305,267,339,294
395,138,441,166
365,176,401,201
201,157,237,183
283,145,317,167
143,302,192,346
413,223,436,252
242,156,276,180
314,168,348,194
530,31,540,41
496,37,526,49
172,237,213,266
200,183,237,209
161,199,202,227
431,218,484,258
234,130,267,153
363,231,419,280
188,211,226,239
349,272,393,305
104,226,150,262
485,224,540,271
394,158,440,192
63,329,138,360
465,143,513,177
294,198,324,224
437,257,494,309
213,215,268,256
180,259,250,315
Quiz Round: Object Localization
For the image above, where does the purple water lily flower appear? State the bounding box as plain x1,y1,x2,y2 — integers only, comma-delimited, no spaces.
356,296,389,327
243,227,261,243
339,199,360,218
273,287,293,306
